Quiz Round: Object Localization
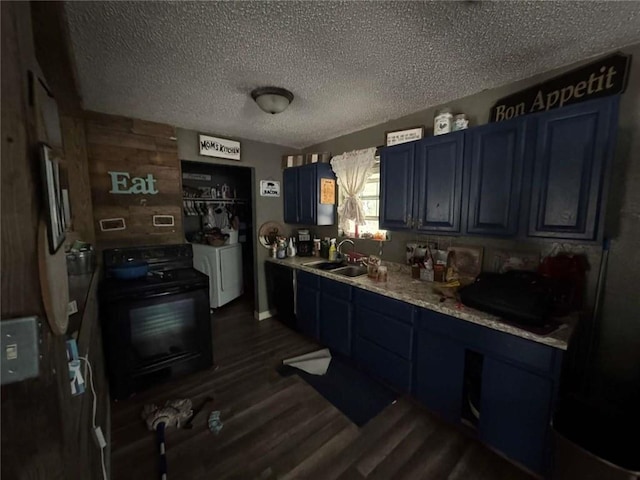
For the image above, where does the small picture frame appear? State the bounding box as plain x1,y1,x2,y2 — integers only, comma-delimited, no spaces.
40,142,66,254
385,126,425,147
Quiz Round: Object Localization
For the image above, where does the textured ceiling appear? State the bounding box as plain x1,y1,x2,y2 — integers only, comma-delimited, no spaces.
65,1,640,148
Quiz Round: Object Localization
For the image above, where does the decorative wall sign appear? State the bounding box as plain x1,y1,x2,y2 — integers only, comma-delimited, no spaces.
320,178,336,204
385,126,424,146
260,180,280,197
182,172,211,181
108,171,159,195
491,53,631,122
199,134,241,161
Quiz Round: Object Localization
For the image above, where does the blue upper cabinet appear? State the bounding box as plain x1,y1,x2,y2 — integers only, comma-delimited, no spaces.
528,97,618,240
283,163,336,226
379,142,415,230
377,97,618,240
414,132,465,233
464,119,527,236
298,164,316,224
283,167,299,223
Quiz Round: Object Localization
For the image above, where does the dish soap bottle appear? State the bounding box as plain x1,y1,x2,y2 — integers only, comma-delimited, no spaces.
287,237,296,257
328,239,337,261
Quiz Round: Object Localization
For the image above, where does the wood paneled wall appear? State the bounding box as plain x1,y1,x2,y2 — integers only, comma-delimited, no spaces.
85,111,184,248
1,3,108,480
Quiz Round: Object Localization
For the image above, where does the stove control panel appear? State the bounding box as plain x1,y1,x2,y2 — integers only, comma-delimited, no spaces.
103,244,193,268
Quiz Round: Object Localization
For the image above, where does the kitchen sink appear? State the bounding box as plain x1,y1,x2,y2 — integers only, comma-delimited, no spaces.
302,260,347,271
332,265,368,277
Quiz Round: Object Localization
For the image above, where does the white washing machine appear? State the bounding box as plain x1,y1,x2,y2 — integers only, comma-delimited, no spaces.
191,243,243,308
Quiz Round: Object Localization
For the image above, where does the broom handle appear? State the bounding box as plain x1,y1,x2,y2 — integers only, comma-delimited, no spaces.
157,422,168,480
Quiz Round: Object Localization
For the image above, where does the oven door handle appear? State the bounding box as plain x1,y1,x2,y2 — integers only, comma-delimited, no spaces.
140,284,206,299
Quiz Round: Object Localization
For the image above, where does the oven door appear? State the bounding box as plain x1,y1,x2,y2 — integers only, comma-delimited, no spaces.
102,284,212,399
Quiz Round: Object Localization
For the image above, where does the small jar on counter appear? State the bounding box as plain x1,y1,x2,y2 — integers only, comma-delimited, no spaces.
377,266,388,282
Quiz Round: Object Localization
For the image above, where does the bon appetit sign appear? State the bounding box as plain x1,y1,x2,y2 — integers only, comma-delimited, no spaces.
199,133,241,161
490,53,631,122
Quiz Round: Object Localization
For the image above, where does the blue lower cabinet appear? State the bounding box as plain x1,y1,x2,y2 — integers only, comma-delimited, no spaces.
414,328,465,424
320,293,351,356
354,336,412,392
355,307,413,360
353,288,415,391
296,271,320,339
479,357,553,474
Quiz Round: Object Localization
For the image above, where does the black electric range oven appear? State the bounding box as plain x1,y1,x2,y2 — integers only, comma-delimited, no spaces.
100,244,212,400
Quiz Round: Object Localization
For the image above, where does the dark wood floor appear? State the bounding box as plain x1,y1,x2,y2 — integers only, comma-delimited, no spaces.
110,296,533,480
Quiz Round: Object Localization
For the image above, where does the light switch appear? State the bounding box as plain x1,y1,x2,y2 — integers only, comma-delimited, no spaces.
1,316,40,385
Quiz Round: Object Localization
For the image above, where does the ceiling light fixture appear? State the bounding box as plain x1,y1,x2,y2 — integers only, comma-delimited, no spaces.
251,86,294,114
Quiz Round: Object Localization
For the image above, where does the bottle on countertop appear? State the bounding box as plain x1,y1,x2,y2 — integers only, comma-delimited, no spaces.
328,239,337,261
287,237,297,257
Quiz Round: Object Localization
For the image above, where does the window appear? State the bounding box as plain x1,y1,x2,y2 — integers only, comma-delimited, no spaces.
338,160,388,240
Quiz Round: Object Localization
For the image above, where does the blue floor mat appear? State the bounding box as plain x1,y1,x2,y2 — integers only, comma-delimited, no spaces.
277,354,397,427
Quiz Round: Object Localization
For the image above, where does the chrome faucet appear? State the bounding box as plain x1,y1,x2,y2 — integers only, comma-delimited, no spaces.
337,239,355,256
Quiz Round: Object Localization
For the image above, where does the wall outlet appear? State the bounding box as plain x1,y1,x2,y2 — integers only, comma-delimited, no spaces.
0,316,40,385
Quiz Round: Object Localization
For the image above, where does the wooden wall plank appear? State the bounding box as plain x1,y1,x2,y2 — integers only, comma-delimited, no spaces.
1,1,44,318
88,144,179,166
85,110,175,139
30,1,82,115
60,115,95,243
86,126,159,151
132,117,176,138
91,192,182,209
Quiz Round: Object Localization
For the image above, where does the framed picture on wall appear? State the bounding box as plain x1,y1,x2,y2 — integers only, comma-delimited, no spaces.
40,142,66,253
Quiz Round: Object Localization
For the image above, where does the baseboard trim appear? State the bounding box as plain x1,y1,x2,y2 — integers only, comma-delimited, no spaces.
254,309,277,321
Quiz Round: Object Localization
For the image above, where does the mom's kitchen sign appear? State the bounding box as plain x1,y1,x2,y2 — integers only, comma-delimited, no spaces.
199,134,241,161
491,53,631,122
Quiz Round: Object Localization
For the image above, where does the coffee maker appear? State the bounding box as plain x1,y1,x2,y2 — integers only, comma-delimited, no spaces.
296,229,314,257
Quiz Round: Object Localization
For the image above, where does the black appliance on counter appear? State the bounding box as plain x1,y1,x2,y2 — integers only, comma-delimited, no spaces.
296,229,314,257
100,244,212,400
458,270,554,328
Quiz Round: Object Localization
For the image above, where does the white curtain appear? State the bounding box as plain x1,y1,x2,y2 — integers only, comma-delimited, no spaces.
330,147,377,232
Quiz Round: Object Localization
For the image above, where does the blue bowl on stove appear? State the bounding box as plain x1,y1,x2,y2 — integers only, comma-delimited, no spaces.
109,261,149,279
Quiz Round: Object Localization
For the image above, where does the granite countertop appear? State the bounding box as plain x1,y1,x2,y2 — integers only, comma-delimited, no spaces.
267,256,577,350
